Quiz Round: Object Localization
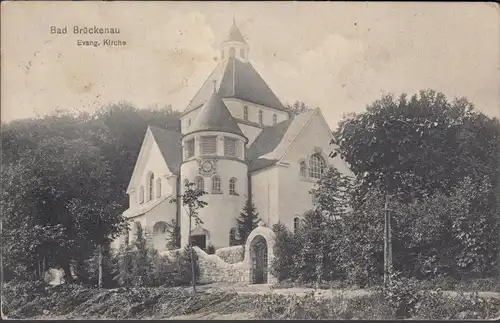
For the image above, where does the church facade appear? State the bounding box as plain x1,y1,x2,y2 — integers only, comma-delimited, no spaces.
113,20,352,251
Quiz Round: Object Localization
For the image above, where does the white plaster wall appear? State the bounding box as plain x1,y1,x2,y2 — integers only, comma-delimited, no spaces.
276,111,351,230
223,98,289,127
143,198,178,250
180,158,248,249
250,166,280,227
180,109,200,134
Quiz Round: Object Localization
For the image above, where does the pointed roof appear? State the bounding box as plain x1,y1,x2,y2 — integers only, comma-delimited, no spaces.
181,57,286,116
223,19,247,44
186,91,246,138
149,126,183,174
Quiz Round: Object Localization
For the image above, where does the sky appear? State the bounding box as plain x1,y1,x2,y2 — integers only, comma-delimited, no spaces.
1,1,499,129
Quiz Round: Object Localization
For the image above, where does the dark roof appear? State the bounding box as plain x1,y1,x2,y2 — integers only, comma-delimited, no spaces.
182,57,286,116
246,110,318,172
185,91,245,138
223,20,247,44
246,119,293,171
148,126,183,175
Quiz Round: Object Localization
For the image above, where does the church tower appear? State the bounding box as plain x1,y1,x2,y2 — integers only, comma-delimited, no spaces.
220,17,249,63
179,87,249,250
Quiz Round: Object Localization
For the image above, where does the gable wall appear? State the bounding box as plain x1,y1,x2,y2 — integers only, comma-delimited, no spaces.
128,133,176,209
276,112,346,230
250,165,280,227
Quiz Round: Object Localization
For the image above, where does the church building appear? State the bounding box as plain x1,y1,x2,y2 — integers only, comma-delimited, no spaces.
115,20,352,251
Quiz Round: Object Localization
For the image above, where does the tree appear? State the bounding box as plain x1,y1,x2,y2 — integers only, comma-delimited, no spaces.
165,219,180,250
310,166,353,219
285,101,312,117
171,181,207,293
332,89,500,282
236,197,260,245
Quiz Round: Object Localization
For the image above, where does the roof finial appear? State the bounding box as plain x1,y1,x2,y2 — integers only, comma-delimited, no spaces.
233,13,236,24
212,80,217,93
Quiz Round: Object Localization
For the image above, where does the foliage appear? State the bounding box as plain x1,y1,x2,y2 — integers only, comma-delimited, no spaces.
165,219,180,250
1,103,180,284
270,222,297,282
236,197,260,245
206,244,215,255
285,101,313,117
310,166,353,219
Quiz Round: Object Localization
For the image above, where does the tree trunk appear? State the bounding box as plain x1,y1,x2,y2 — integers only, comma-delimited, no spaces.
188,212,196,294
384,191,393,285
98,245,103,289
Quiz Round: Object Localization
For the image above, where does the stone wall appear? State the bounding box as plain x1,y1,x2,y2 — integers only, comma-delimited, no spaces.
215,245,245,264
194,247,250,284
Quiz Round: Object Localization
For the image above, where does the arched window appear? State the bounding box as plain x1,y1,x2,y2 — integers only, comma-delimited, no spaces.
153,221,168,236
229,47,235,57
243,106,248,120
148,173,154,201
294,217,300,233
211,175,221,193
229,227,237,246
299,161,307,177
309,154,326,179
139,186,144,204
195,176,205,191
258,110,263,125
240,48,245,59
273,114,277,125
156,178,162,198
229,178,237,195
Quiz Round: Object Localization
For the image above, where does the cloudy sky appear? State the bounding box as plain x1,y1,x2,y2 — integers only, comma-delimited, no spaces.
1,1,498,129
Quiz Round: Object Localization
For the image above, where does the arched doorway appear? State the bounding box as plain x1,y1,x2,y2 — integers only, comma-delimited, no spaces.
250,235,268,284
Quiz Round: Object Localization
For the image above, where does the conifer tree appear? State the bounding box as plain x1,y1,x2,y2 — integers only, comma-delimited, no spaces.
236,197,260,245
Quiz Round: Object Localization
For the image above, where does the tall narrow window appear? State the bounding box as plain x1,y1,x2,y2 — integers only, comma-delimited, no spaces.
139,186,144,204
300,161,307,177
229,47,235,57
186,139,195,158
258,110,263,125
240,49,245,59
188,119,191,127
156,178,162,198
273,114,277,125
229,228,237,246
211,175,221,193
294,217,300,233
201,136,217,155
148,173,154,201
221,49,224,59
229,178,237,195
224,137,238,157
243,106,248,120
309,154,326,179
195,176,205,191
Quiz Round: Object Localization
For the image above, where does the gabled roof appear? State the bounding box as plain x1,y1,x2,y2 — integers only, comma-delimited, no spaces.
181,57,287,116
185,91,245,138
149,126,183,174
247,109,317,172
223,20,247,44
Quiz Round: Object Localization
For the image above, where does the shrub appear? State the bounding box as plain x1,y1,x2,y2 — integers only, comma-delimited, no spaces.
381,271,421,318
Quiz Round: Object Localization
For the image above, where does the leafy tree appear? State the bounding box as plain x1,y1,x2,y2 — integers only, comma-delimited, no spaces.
285,101,312,117
165,219,180,250
171,181,207,293
310,166,353,219
236,197,260,245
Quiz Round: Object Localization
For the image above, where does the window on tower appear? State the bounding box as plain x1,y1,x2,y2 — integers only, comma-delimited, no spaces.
148,173,154,201
229,178,237,195
258,110,263,125
229,47,235,57
221,49,224,59
224,137,238,157
195,176,205,191
240,48,245,59
186,139,195,158
273,114,277,125
211,175,221,193
201,136,217,155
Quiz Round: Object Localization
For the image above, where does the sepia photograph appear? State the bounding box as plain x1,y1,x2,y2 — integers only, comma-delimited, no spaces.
1,1,499,320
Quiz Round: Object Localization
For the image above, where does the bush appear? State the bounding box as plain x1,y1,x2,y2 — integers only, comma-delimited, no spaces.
381,271,422,318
